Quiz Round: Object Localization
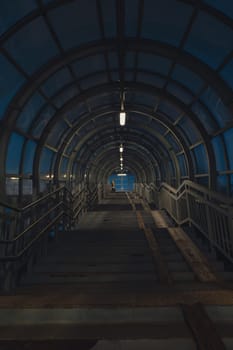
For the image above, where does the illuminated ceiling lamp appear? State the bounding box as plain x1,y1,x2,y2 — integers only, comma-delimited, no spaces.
119,90,126,126
119,144,124,153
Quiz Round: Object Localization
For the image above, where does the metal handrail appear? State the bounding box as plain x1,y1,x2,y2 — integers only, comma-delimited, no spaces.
135,180,233,263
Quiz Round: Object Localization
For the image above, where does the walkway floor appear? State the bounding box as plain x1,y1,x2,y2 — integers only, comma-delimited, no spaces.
0,192,233,349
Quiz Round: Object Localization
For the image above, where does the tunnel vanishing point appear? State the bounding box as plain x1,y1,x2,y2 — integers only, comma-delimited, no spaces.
0,1,233,349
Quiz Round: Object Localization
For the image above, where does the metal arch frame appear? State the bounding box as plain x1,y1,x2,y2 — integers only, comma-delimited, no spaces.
87,148,153,185
50,106,193,178
77,136,160,178
55,126,179,186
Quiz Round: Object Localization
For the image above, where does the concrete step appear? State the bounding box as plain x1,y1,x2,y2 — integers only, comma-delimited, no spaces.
33,262,155,274
22,272,159,285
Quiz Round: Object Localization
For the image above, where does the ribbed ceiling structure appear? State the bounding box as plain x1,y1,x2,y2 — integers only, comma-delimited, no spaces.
0,0,233,197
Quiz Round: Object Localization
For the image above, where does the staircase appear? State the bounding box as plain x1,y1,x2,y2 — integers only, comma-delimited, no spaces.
0,192,233,349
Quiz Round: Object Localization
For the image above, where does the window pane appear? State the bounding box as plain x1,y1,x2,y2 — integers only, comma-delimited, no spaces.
223,128,233,170
0,54,25,119
41,68,73,97
177,154,187,176
211,136,227,172
6,133,25,173
23,140,37,174
172,64,204,94
142,0,193,46
17,93,45,131
40,147,55,175
192,144,208,174
185,12,233,68
5,17,59,74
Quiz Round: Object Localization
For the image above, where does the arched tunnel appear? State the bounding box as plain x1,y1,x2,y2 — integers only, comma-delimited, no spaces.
0,1,233,349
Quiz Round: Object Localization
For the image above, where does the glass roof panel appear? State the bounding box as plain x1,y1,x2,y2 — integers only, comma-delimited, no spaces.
166,82,194,105
23,140,37,174
0,54,25,119
32,105,56,137
220,58,233,90
177,154,187,176
6,133,25,174
41,67,73,97
142,0,193,46
101,0,116,37
138,53,172,75
211,136,227,172
0,0,37,36
16,92,45,131
158,101,181,121
47,120,70,148
223,128,233,170
4,17,59,74
177,116,201,145
52,85,79,109
66,135,79,155
185,11,233,69
165,133,181,153
192,144,208,174
125,0,139,37
172,64,204,94
191,102,218,134
79,73,108,90
72,54,106,78
66,104,88,124
137,72,166,88
200,87,233,128
204,0,233,19
40,147,55,175
48,1,101,50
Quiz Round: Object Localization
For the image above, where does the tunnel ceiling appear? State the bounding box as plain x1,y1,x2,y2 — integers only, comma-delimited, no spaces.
0,0,233,196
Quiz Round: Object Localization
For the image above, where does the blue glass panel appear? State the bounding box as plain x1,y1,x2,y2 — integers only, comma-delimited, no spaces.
230,174,233,195
142,0,193,46
72,54,106,78
216,175,228,195
178,116,201,144
125,52,136,69
204,0,233,19
47,120,69,148
192,144,208,174
41,68,73,97
211,136,227,172
172,64,204,94
108,52,118,69
6,133,25,173
191,102,217,134
165,133,181,153
23,140,37,174
53,85,79,109
101,0,116,37
5,17,59,74
80,73,108,90
223,128,233,170
220,58,233,90
60,156,69,177
185,12,233,68
137,72,165,88
158,101,181,121
0,54,25,119
138,53,172,76
125,0,139,36
48,1,101,50
0,0,37,35
196,176,209,187
32,105,56,137
200,87,232,128
66,135,79,155
177,154,187,176
109,173,135,192
128,92,157,108
40,147,55,174
66,104,88,124
16,93,45,131
166,82,193,105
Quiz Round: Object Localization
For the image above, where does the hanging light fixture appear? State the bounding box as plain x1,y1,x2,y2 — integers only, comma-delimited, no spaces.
119,111,126,126
119,90,126,126
119,144,123,153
